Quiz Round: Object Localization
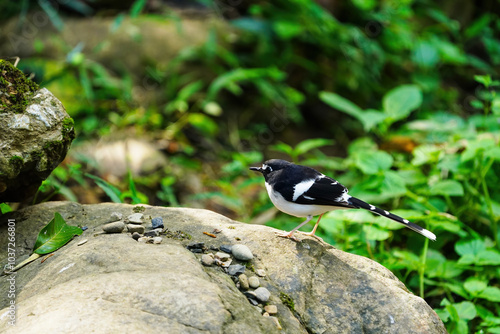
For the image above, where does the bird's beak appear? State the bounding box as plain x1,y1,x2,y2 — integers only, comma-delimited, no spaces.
249,166,262,173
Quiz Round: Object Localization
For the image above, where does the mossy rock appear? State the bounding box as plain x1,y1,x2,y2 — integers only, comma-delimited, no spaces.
0,67,75,202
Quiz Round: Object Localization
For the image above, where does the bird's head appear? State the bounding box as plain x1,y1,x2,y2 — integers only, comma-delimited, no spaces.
249,159,292,177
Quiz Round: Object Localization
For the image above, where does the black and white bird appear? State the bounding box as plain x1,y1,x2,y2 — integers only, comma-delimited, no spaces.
250,159,436,241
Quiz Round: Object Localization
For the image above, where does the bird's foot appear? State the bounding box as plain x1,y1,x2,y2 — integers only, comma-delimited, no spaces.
297,230,323,242
275,230,299,241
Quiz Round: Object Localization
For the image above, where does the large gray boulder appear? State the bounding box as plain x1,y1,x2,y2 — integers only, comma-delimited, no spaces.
0,60,75,202
0,202,446,333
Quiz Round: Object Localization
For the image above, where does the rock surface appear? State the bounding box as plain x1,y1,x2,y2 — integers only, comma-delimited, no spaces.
0,202,447,334
0,60,75,202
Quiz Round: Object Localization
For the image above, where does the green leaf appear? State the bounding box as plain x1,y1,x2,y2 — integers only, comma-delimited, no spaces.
429,180,464,196
187,113,219,136
382,85,422,121
86,173,122,203
455,239,486,256
476,249,500,265
454,301,477,321
294,138,334,156
130,0,147,17
478,287,500,302
464,278,487,297
363,224,390,241
33,212,83,255
354,151,393,175
319,91,364,120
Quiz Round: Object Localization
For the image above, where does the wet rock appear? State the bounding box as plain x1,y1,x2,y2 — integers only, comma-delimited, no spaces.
231,244,253,261
132,232,141,241
102,221,125,233
248,276,260,289
151,217,164,229
127,224,145,234
254,287,270,303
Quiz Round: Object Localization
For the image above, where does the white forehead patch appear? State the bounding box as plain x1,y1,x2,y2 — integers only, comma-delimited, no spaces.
262,163,272,171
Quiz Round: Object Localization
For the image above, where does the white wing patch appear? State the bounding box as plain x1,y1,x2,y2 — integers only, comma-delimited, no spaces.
292,179,315,202
336,192,351,203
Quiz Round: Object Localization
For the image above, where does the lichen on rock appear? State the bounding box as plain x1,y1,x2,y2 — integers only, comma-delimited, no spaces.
0,60,75,202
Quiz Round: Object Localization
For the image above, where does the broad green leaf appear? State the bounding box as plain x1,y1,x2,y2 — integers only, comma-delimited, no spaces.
412,41,439,68
412,144,443,166
363,224,390,241
455,239,486,256
273,21,303,39
453,301,477,321
359,109,387,131
461,138,496,162
33,212,83,255
476,249,500,265
429,180,464,197
382,85,422,121
294,138,334,156
478,287,500,302
319,91,364,120
354,150,393,175
464,278,487,296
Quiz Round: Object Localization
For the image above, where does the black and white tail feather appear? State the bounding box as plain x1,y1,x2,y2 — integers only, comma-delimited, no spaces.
347,197,436,241
250,159,436,241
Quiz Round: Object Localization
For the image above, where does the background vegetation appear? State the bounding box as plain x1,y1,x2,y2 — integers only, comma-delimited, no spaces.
1,0,500,332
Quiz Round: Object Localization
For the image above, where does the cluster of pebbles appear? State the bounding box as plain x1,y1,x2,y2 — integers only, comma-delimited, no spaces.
101,212,166,244
187,242,281,329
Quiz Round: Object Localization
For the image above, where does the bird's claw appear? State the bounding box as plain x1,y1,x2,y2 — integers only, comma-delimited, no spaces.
275,230,299,241
297,231,323,242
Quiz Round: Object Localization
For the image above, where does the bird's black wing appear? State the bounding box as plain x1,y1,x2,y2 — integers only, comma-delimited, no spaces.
293,176,354,208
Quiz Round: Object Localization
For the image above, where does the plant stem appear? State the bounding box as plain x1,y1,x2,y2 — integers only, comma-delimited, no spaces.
419,237,429,298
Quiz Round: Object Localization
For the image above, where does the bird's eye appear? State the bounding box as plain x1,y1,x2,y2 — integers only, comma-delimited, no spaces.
262,164,273,172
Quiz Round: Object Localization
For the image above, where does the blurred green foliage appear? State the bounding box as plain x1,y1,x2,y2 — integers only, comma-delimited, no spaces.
2,0,500,332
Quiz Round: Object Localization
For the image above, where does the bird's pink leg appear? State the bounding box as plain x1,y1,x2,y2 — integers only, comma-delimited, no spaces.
275,215,313,241
298,213,324,241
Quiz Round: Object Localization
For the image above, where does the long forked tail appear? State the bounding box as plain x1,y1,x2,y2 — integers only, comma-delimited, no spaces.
347,197,436,241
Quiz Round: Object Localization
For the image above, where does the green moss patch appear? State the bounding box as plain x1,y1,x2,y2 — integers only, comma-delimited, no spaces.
0,59,39,113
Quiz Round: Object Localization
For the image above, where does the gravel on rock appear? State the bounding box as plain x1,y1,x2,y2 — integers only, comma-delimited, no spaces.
231,244,253,261
102,221,125,233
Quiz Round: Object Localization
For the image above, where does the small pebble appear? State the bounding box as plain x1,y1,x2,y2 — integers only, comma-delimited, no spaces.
152,236,163,244
110,212,123,222
127,213,144,224
190,249,203,253
269,316,282,330
187,242,205,250
256,269,266,277
138,237,149,243
144,230,159,237
231,244,253,261
264,305,278,315
227,264,246,276
77,239,88,246
248,276,260,288
248,298,259,306
102,221,125,234
201,254,215,266
132,232,141,241
127,224,145,234
220,244,232,253
81,226,88,231
254,287,270,302
220,259,232,268
239,274,249,290
151,217,164,229
215,252,231,261
209,245,219,251
263,312,269,317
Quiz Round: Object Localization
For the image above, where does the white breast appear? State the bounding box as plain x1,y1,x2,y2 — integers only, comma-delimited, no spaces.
265,183,345,218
